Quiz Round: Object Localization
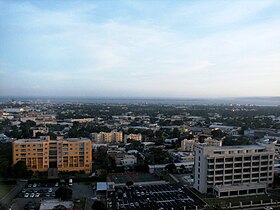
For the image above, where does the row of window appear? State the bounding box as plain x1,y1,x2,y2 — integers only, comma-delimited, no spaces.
213,149,265,155
208,155,273,163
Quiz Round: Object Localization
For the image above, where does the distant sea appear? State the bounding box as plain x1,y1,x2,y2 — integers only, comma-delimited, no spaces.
0,96,280,106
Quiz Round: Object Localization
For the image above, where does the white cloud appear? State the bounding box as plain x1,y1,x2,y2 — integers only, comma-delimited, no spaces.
1,0,280,97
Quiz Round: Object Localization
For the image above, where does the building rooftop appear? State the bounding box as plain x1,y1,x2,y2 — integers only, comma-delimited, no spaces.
15,139,48,143
15,137,91,143
198,144,266,150
62,138,91,142
96,182,108,191
39,199,73,210
213,183,266,192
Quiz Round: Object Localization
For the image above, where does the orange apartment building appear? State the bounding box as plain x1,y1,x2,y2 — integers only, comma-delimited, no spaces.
12,137,92,174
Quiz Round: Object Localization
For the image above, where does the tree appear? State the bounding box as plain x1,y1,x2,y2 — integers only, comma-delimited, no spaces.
148,148,172,164
211,129,225,139
126,141,143,151
12,160,33,178
165,163,176,173
171,128,180,138
94,147,110,170
223,137,251,146
126,181,134,187
91,201,107,210
0,142,12,177
55,186,72,200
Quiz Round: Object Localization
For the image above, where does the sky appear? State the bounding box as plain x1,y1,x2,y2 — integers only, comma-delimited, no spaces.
0,0,280,98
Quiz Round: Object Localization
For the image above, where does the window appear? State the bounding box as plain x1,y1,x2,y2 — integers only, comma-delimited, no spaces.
216,158,224,163
235,157,242,161
244,156,251,161
261,156,268,160
253,156,260,160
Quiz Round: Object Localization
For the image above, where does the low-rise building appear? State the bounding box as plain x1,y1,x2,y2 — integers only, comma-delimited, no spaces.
39,199,73,210
115,154,137,167
32,127,49,137
124,133,142,143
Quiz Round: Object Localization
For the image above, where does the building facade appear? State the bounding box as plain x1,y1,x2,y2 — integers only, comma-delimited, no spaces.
124,133,142,143
115,154,137,167
13,137,92,174
91,131,123,143
194,144,275,197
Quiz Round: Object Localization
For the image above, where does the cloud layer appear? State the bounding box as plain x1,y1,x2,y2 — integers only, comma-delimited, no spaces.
0,0,280,98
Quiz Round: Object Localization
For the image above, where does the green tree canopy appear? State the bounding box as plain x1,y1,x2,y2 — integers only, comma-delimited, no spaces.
55,186,72,200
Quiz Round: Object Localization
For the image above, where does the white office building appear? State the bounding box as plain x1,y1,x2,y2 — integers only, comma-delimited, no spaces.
194,143,275,197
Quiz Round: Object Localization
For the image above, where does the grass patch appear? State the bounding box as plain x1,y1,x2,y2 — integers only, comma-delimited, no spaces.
0,184,15,200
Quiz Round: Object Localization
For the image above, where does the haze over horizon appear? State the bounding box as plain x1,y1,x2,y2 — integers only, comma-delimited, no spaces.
1,0,280,98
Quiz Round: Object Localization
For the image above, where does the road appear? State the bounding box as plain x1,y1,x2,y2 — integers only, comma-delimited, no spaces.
0,181,25,207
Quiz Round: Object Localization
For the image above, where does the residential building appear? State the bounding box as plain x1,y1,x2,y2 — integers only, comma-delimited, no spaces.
112,131,123,142
12,137,92,174
124,133,142,143
32,127,49,137
91,132,112,143
181,139,196,151
115,154,137,167
181,138,221,152
91,131,123,143
194,143,275,197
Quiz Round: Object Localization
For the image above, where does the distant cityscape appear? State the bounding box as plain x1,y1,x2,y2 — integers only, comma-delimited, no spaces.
0,99,279,210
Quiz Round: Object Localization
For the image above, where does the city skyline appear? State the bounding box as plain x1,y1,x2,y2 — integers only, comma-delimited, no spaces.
1,0,280,98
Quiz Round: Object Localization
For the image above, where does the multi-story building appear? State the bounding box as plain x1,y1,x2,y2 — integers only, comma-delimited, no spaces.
181,139,196,151
124,133,142,143
13,137,92,174
181,138,222,152
32,126,49,137
112,131,123,142
194,144,275,197
91,132,111,143
91,131,123,143
115,154,137,167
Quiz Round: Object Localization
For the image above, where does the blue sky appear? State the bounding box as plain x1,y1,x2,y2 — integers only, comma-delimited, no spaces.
0,0,280,98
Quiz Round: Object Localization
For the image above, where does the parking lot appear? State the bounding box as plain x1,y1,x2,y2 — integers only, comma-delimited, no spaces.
10,181,66,210
10,181,95,210
108,183,205,210
19,181,61,199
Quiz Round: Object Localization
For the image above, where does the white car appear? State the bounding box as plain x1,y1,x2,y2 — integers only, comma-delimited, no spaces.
48,188,53,193
30,193,35,198
55,182,59,187
24,193,29,198
35,193,40,198
264,207,273,210
32,183,37,188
